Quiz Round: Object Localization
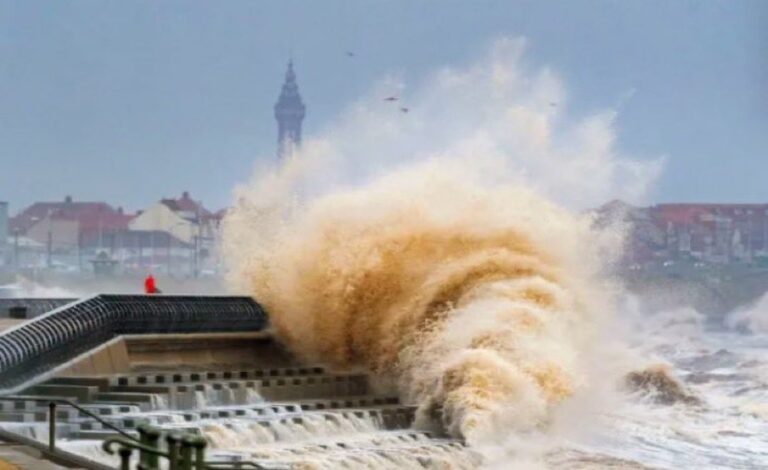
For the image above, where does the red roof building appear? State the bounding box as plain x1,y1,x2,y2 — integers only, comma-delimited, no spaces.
10,196,133,250
159,191,212,221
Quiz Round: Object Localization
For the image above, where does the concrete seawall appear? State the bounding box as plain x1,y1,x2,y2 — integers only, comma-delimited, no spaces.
56,331,296,377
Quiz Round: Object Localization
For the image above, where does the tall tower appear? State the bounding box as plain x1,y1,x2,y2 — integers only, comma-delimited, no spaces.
274,60,306,159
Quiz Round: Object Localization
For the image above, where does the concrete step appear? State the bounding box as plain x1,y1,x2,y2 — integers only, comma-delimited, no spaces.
68,430,134,441
294,395,399,411
23,386,99,403
0,397,78,413
80,405,138,416
104,385,171,395
43,378,110,391
92,392,154,408
106,366,326,387
0,414,36,424
256,374,369,400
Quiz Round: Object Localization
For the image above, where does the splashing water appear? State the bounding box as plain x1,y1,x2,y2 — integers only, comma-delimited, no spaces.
224,160,616,450
221,37,649,464
150,394,170,410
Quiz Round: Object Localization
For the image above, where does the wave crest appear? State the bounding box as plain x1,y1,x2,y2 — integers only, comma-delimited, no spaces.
223,161,614,441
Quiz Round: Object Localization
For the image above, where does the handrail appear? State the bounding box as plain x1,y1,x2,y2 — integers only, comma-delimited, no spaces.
0,295,267,394
103,427,273,470
0,395,277,470
0,396,140,450
51,398,140,444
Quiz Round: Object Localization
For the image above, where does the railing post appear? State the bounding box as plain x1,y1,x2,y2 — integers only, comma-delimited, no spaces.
47,401,56,452
166,433,180,470
190,436,207,470
179,436,194,470
117,446,132,470
137,423,161,469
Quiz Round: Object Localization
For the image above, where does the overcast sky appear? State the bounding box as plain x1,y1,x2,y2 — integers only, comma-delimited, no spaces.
0,0,766,212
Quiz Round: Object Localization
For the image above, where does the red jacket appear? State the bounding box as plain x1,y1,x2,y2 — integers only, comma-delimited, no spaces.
144,275,158,294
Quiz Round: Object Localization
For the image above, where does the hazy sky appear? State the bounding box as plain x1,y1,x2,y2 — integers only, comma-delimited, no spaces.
0,0,766,212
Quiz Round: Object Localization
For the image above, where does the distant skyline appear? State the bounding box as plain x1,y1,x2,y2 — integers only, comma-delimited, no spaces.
0,0,766,212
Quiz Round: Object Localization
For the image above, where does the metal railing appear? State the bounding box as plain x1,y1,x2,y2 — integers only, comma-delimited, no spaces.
0,295,267,394
0,396,140,451
103,424,271,470
47,399,140,450
0,398,277,469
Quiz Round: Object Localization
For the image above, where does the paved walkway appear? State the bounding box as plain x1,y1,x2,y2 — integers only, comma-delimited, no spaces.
0,442,71,469
0,459,18,470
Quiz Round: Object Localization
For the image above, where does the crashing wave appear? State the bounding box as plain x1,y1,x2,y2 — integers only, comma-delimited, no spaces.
223,161,615,442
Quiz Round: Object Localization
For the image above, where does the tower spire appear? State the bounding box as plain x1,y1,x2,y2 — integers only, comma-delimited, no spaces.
274,59,306,160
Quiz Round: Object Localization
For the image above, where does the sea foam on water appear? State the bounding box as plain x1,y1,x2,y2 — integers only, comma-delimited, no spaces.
223,159,615,450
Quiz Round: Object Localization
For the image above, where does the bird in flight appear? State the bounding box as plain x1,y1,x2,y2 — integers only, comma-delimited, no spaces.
400,107,410,113
549,102,558,107
384,96,399,102
346,51,355,58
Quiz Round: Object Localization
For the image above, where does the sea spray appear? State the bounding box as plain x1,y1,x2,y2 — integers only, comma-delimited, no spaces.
223,159,616,446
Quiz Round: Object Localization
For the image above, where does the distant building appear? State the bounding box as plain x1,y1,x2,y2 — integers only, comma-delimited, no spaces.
129,191,218,244
274,60,306,159
10,196,132,255
651,203,768,264
81,229,191,274
129,191,222,275
596,201,768,266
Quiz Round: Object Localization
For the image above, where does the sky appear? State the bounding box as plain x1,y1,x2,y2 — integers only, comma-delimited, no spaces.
0,0,766,213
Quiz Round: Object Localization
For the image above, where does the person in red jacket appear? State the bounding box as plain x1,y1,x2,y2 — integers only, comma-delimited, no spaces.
144,274,161,294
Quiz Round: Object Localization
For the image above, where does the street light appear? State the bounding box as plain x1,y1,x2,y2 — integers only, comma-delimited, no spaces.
13,228,19,273
168,220,189,277
192,200,205,279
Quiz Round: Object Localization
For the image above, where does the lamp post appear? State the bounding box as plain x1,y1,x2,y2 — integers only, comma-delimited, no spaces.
192,200,204,279
193,233,199,279
150,230,155,270
168,221,188,278
46,215,53,269
13,228,19,273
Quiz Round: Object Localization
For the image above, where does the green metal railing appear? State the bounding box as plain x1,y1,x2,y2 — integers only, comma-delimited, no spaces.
102,423,271,470
0,397,272,470
103,424,205,470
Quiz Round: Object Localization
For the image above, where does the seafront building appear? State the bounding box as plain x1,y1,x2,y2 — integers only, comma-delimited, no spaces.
598,200,768,266
2,62,304,277
3,193,218,277
129,191,223,275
